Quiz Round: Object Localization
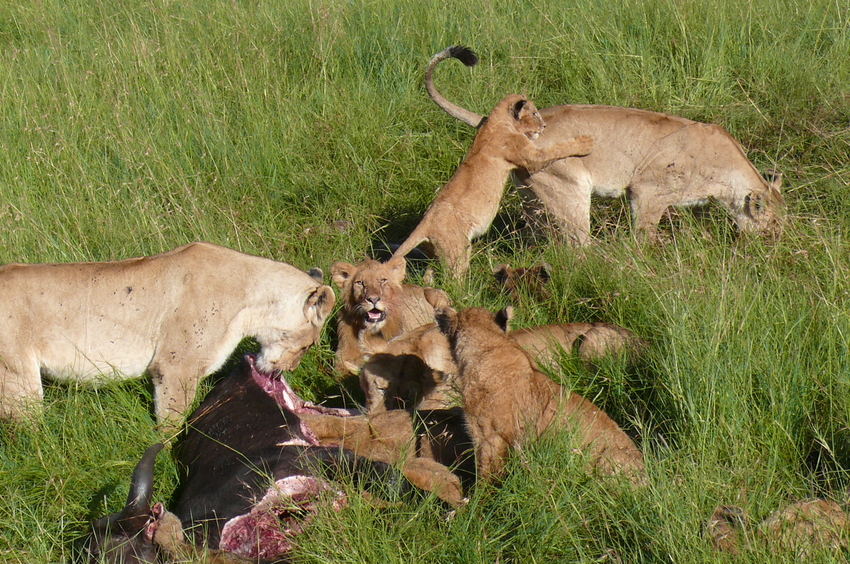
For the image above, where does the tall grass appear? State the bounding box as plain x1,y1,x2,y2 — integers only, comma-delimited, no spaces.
0,0,848,561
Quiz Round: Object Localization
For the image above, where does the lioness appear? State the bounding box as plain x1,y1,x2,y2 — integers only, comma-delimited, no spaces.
391,92,593,278
0,242,335,426
330,257,450,378
425,46,784,244
436,306,646,483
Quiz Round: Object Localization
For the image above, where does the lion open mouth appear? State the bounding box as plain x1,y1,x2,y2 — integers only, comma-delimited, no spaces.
365,307,386,324
245,354,358,444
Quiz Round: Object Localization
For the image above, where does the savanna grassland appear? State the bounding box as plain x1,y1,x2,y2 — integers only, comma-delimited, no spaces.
0,0,848,562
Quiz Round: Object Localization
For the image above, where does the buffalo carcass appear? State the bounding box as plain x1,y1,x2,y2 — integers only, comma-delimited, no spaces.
87,354,467,562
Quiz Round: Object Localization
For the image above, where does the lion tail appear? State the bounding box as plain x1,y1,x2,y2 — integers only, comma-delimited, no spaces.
425,46,486,128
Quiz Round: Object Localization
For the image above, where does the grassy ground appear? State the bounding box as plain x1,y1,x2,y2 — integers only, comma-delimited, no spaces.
0,0,848,561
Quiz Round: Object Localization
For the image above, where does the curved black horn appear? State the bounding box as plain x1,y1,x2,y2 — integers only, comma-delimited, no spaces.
119,443,163,518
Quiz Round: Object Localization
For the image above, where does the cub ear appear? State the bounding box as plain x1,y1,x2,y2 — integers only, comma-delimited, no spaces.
307,268,324,283
493,264,511,286
330,262,356,289
764,169,783,190
423,288,451,310
536,263,552,283
494,306,513,333
385,256,407,283
745,193,766,216
304,285,336,326
435,307,458,337
511,98,529,121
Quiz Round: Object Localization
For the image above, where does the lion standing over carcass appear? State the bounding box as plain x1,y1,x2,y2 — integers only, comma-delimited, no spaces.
425,46,784,244
0,242,335,426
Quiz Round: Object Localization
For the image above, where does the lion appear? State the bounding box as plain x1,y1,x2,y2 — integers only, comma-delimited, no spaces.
493,263,553,301
435,305,646,483
425,46,784,245
0,242,335,427
330,257,451,379
391,92,593,278
706,500,849,557
509,321,645,368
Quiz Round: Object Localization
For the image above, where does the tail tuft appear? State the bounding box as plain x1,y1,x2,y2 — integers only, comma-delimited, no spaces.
447,45,478,67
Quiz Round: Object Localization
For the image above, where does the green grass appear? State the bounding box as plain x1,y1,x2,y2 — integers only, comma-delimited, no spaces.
1,0,848,561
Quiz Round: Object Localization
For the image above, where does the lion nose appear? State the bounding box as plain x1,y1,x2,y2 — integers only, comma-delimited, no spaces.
366,295,380,306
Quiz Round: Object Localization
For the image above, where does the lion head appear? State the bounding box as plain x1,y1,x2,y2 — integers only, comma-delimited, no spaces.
508,96,545,140
743,170,784,238
331,258,407,336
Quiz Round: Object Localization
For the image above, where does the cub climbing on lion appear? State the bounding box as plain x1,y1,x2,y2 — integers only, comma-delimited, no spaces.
425,45,784,245
391,92,593,278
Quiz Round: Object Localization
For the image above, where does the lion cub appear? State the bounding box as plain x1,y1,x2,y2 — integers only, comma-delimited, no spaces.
392,94,593,278
331,257,450,379
436,306,645,483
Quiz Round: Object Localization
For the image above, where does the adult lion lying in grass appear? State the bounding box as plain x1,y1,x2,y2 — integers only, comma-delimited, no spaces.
436,305,646,484
0,242,335,427
391,92,592,278
331,257,450,379
425,46,784,244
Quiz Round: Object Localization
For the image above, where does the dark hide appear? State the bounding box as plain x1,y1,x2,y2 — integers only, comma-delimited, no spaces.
172,356,407,551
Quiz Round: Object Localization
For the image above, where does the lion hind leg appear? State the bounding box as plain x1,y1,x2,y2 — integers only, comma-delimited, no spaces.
432,237,472,280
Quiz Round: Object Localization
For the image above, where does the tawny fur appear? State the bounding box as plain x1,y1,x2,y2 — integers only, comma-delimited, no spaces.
509,322,645,368
426,45,784,245
493,263,553,301
297,409,466,505
707,499,849,557
359,317,643,416
391,93,592,278
151,506,252,563
331,257,450,378
437,306,646,483
0,242,335,426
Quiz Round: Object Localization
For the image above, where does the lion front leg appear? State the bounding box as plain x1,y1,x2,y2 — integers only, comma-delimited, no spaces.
521,135,594,173
149,362,202,431
0,359,44,421
526,169,594,246
475,435,511,482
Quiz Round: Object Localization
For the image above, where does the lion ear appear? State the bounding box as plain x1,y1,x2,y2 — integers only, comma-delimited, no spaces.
385,256,407,283
424,288,451,310
494,307,513,333
493,264,511,286
511,98,529,121
330,262,356,288
435,307,458,337
304,285,336,326
307,268,324,283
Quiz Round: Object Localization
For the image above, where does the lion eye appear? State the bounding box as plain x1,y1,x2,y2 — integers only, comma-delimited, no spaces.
379,278,388,285
354,280,365,287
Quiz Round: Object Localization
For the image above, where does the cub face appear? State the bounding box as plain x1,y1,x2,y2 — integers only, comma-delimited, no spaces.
331,258,406,334
510,97,545,140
